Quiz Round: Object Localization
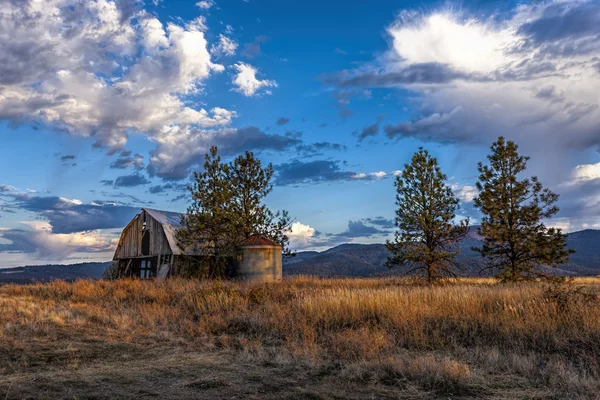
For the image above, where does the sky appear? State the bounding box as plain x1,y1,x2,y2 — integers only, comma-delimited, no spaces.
0,0,600,268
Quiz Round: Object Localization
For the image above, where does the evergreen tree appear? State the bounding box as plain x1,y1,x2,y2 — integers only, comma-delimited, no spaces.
177,146,236,278
177,147,294,278
473,137,572,281
229,151,293,255
386,148,468,282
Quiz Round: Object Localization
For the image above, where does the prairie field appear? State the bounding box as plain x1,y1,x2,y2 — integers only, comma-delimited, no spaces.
1,276,600,399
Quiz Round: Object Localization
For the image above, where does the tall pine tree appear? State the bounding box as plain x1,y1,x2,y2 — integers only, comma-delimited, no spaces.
177,147,236,278
386,148,468,282
177,147,293,278
473,137,572,281
229,151,294,256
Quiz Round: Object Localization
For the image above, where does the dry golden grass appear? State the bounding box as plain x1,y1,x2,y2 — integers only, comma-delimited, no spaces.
1,276,600,399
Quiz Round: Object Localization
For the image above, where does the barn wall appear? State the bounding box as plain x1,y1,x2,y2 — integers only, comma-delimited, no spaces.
115,210,173,259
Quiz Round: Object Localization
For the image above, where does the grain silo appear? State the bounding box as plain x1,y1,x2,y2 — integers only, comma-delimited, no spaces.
236,234,282,282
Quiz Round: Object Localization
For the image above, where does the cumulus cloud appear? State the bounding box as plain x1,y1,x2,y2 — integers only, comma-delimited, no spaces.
451,183,478,203
570,162,600,183
325,1,600,153
276,117,290,125
0,0,237,176
231,62,277,96
0,221,115,260
210,34,238,57
148,126,302,180
287,221,316,249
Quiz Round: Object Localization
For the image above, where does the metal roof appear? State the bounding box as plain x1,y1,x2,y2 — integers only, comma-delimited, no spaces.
142,208,188,255
239,234,281,247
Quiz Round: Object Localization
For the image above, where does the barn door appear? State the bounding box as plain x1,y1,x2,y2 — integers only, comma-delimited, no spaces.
141,230,150,255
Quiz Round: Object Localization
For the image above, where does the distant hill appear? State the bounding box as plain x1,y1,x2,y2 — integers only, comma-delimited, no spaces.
0,262,111,284
0,228,598,283
284,228,600,277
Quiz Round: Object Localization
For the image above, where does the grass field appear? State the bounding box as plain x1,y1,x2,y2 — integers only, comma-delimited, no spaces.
1,276,600,399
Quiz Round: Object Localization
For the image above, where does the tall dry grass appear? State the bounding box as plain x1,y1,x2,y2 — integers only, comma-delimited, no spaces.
1,276,600,397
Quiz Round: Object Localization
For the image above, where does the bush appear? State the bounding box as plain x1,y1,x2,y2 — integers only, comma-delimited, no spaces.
102,262,119,280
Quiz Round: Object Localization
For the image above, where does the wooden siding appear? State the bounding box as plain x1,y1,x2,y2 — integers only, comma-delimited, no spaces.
114,210,173,259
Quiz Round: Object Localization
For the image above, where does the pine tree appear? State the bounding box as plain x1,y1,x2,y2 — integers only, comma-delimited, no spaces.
177,147,294,278
228,151,293,255
177,146,236,278
473,137,572,281
386,148,468,282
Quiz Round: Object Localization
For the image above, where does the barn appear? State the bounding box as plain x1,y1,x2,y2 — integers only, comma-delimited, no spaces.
112,208,282,282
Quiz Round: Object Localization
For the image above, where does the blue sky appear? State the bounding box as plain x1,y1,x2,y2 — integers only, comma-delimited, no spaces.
1,0,600,267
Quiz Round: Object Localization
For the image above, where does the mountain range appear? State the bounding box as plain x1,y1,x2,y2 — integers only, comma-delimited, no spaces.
284,228,600,277
1,228,599,283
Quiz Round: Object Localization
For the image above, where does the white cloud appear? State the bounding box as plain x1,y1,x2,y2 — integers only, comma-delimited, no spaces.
451,183,478,203
389,12,515,73
1,221,115,260
0,0,234,176
287,222,316,249
196,0,215,10
351,173,367,179
570,162,600,183
232,62,277,96
391,170,402,176
369,171,387,179
334,1,600,176
211,34,238,57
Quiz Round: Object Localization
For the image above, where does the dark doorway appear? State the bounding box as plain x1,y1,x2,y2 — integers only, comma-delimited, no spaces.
141,230,150,255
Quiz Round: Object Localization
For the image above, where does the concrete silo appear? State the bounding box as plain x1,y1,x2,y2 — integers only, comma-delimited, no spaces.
236,234,282,282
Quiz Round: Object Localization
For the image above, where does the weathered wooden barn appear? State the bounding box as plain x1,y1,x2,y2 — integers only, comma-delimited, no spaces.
113,208,282,282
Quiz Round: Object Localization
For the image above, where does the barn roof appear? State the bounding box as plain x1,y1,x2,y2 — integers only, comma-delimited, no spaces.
142,208,187,255
239,234,281,247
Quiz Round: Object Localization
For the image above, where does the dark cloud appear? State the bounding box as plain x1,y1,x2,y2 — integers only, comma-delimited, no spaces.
60,155,76,162
218,126,303,156
0,184,15,193
310,218,392,247
100,180,114,187
120,150,132,157
318,123,328,128
170,193,188,203
11,195,139,234
363,217,395,229
149,182,188,195
241,35,268,58
276,117,290,125
337,220,388,238
147,126,304,180
296,142,347,157
383,107,464,140
535,85,565,102
358,122,379,141
274,160,358,186
110,153,144,170
517,2,600,44
339,109,353,119
324,63,474,88
113,173,150,187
